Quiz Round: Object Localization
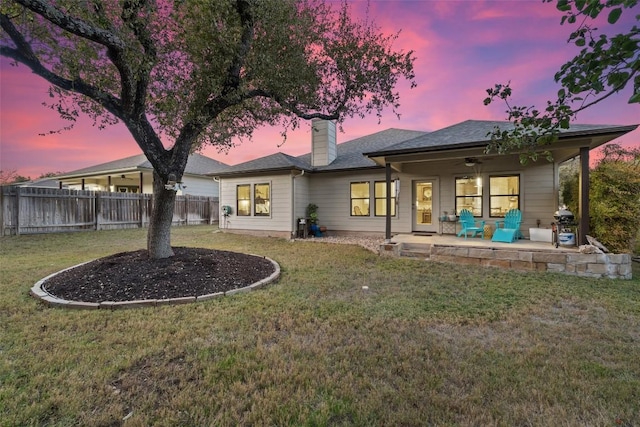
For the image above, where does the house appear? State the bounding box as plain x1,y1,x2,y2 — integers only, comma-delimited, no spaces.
214,119,637,243
56,153,229,197
10,177,64,189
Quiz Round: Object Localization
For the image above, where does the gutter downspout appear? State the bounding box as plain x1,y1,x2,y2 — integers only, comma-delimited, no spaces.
385,162,392,242
292,170,305,239
213,176,222,227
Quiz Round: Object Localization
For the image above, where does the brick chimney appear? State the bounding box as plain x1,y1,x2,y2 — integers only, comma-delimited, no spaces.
311,119,337,167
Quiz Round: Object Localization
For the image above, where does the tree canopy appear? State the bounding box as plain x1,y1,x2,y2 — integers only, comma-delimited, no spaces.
483,0,638,162
1,0,415,257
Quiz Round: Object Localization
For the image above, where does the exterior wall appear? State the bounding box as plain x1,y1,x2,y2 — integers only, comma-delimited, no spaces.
518,161,557,233
219,173,293,234
397,157,557,238
181,176,219,197
309,169,393,233
294,174,310,224
64,173,215,196
218,156,559,238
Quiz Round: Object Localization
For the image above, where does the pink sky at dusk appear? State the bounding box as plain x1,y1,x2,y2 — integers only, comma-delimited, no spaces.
1,1,638,179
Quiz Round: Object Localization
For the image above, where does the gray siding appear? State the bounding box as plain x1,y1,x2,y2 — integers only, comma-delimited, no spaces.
219,156,559,239
182,176,219,197
308,170,392,233
220,173,293,233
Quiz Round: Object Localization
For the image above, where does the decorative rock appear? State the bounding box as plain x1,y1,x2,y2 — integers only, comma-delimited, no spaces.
579,245,601,254
586,235,609,253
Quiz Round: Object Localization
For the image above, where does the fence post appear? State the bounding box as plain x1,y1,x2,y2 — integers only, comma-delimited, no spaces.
0,187,4,236
15,186,21,236
209,197,213,225
139,193,145,228
184,195,189,226
95,192,101,231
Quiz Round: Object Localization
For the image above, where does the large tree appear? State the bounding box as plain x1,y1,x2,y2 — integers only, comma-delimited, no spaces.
483,0,638,161
0,0,415,258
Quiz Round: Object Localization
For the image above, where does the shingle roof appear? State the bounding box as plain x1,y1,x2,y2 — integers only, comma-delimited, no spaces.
365,120,638,156
216,152,311,175
300,128,427,171
217,128,427,175
57,153,229,178
213,119,638,176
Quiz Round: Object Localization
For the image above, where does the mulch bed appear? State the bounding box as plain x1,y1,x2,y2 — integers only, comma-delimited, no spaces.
43,247,276,303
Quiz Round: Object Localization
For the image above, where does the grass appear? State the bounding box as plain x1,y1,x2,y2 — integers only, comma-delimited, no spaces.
1,226,639,426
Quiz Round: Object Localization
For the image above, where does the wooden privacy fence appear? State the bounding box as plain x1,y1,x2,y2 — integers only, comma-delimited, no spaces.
0,187,219,236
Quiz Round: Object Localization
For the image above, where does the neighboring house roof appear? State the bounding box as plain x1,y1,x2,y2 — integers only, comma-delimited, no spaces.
56,153,229,179
10,178,62,188
216,128,427,176
364,120,638,157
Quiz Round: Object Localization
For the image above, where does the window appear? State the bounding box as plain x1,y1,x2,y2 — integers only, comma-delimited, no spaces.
490,175,520,217
455,176,482,216
236,184,251,216
254,183,270,216
374,181,396,216
350,182,370,216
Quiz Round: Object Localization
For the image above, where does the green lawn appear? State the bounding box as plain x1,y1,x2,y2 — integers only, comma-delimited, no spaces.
1,226,639,426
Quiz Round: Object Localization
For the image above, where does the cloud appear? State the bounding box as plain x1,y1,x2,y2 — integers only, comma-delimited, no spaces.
1,1,637,177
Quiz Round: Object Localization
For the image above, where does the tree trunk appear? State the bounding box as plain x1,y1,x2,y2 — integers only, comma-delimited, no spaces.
147,171,176,258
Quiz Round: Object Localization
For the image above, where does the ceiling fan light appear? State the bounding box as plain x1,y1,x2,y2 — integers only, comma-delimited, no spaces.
465,160,475,167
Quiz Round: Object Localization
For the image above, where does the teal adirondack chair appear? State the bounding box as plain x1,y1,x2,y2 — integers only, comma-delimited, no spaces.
457,209,485,239
492,209,522,243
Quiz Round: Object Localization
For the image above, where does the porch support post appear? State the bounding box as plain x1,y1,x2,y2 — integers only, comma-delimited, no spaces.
107,175,112,192
385,162,392,241
578,146,590,245
139,172,144,193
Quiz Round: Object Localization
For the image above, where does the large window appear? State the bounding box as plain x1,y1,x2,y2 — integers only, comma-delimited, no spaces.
374,180,396,216
254,183,270,216
455,176,482,216
490,175,520,217
350,182,370,216
236,184,251,216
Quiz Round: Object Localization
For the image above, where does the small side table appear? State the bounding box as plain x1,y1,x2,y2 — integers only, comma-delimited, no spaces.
439,219,459,235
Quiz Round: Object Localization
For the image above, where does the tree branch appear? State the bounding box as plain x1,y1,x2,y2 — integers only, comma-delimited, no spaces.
13,0,125,50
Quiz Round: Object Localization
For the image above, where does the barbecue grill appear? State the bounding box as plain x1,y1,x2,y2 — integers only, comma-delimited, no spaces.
551,209,578,247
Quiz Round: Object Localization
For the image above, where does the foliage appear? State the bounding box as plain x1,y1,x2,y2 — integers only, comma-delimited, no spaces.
559,157,579,212
483,0,639,162
0,0,415,257
38,171,64,178
589,144,640,252
0,169,29,184
306,203,319,224
561,144,640,252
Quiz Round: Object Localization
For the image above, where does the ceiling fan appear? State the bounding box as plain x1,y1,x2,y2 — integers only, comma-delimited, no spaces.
464,157,482,167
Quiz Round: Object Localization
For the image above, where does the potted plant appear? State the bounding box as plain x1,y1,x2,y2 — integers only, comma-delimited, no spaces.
306,203,321,236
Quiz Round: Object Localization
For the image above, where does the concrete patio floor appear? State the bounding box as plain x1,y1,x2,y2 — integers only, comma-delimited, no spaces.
390,233,579,253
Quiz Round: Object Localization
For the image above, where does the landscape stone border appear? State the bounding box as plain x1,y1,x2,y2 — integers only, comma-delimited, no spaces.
30,254,281,310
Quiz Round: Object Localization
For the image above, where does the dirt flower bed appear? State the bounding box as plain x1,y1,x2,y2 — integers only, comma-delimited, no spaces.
43,247,276,303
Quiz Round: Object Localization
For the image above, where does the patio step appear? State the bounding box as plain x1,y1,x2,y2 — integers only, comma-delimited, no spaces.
399,243,431,259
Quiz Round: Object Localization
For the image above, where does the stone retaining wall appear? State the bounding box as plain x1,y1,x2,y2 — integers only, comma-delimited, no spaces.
379,242,632,279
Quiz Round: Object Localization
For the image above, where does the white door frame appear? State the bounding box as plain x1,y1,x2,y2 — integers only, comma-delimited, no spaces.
412,178,439,233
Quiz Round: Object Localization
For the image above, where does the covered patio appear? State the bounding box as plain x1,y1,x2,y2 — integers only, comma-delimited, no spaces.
390,232,572,252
